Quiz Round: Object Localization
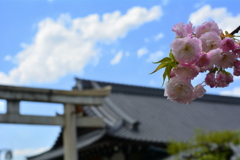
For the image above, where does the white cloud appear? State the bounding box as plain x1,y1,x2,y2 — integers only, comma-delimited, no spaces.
137,47,148,58
147,51,164,63
154,33,164,40
189,5,240,32
4,55,12,61
13,147,49,158
110,51,123,65
0,6,162,84
0,72,16,85
220,87,240,97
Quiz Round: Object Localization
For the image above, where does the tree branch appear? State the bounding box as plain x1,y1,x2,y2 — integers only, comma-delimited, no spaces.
230,25,240,35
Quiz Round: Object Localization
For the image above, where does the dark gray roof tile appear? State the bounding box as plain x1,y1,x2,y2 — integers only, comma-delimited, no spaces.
76,78,240,143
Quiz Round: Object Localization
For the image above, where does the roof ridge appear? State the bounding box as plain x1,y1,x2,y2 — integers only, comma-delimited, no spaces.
74,77,165,97
74,77,240,105
74,77,162,89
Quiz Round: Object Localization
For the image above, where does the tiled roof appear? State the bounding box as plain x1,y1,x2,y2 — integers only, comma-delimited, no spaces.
75,78,240,142
29,78,240,160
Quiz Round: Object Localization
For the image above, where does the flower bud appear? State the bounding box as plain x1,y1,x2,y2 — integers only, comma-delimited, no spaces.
205,72,215,88
234,45,240,57
234,68,240,76
215,71,233,88
234,60,240,69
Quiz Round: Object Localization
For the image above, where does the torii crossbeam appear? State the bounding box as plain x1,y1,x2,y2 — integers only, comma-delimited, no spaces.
0,85,111,160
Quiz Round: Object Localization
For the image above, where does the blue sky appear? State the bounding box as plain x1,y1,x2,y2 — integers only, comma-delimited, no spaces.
0,0,240,159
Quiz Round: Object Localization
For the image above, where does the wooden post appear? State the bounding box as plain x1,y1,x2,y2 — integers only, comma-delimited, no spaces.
63,104,78,160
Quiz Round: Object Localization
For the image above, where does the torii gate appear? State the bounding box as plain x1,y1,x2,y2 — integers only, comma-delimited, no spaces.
0,85,111,160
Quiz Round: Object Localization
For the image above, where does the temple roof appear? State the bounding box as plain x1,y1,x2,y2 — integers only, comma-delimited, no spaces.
28,78,240,159
75,78,240,143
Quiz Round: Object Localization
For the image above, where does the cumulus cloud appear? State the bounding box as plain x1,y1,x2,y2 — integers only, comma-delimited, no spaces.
0,6,162,84
220,87,240,97
137,47,148,58
154,33,164,40
147,51,164,63
110,51,123,65
189,5,240,32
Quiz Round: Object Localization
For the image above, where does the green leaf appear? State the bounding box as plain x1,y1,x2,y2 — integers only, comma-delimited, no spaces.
161,64,172,86
162,69,167,86
152,57,171,64
170,61,178,68
165,65,172,81
150,62,168,74
169,50,175,61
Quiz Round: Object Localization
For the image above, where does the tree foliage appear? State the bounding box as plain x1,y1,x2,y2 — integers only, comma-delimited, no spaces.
167,130,240,160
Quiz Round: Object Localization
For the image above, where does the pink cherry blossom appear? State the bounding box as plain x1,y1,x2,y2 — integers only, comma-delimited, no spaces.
215,71,233,88
196,21,221,38
171,36,202,64
170,69,176,78
215,51,236,69
199,32,221,52
215,71,227,87
174,64,199,81
198,65,213,73
225,72,234,84
234,45,240,57
164,77,193,104
152,20,240,104
221,37,236,52
233,60,240,75
195,52,210,68
192,83,206,100
207,48,223,67
205,72,216,88
234,60,240,69
234,68,240,76
172,22,194,38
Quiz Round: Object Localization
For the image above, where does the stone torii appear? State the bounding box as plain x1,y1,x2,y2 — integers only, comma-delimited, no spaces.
0,85,111,160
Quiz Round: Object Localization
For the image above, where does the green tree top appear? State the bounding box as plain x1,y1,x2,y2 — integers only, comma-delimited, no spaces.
167,130,240,160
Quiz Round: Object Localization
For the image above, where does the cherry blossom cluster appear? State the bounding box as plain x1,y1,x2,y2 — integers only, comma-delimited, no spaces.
152,21,240,104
